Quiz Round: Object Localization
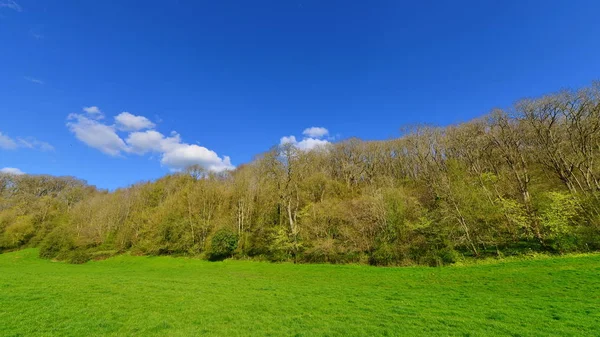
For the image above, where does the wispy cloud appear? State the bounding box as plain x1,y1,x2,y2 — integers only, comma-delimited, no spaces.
0,132,18,149
0,0,22,12
0,131,53,151
17,137,54,151
24,77,44,85
29,30,44,39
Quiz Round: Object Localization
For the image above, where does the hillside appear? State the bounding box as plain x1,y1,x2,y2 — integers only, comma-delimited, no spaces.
1,83,600,265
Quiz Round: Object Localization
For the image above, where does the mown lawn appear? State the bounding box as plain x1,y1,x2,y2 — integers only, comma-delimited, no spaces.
0,249,599,336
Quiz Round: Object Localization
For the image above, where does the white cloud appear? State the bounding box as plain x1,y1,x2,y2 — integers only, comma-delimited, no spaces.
125,130,166,154
67,108,234,172
0,167,25,175
302,127,329,138
67,113,127,156
296,138,330,151
280,128,331,151
24,77,44,85
0,132,18,149
280,135,297,145
0,0,22,12
161,144,234,172
82,106,104,119
83,106,101,114
126,130,232,171
115,112,155,131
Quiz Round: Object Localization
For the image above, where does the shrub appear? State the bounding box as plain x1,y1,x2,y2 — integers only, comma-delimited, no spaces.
268,226,298,262
89,250,118,261
208,228,239,261
369,243,397,266
303,238,344,263
422,248,460,267
39,227,75,260
1,215,35,249
66,249,92,264
537,191,583,252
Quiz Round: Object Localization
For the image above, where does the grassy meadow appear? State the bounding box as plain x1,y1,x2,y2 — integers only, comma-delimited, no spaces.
1,249,599,337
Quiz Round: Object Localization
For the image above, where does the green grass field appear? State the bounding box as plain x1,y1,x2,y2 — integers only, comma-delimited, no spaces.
1,250,599,336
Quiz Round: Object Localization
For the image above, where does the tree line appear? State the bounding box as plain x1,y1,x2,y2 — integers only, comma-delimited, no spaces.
1,83,599,265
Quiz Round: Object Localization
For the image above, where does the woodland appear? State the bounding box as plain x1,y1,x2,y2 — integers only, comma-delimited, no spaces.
1,84,599,266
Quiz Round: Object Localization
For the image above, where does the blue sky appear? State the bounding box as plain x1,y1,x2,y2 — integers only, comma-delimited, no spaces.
1,0,600,189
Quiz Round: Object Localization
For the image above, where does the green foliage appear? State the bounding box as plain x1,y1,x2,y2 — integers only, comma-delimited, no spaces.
65,249,92,264
303,238,358,264
426,247,461,267
369,242,397,266
537,191,582,252
268,226,296,261
38,227,75,260
207,228,239,261
1,215,35,249
539,192,580,236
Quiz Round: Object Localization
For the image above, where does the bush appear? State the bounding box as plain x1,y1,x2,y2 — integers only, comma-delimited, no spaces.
1,216,35,249
39,227,75,260
208,228,239,261
422,248,460,267
303,238,348,264
89,250,119,261
369,243,397,266
66,249,92,264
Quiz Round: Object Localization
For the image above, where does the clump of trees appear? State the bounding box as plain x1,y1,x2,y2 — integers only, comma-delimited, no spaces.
1,83,600,265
